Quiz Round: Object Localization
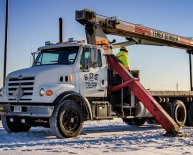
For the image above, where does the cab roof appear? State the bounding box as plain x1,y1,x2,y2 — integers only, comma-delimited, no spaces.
38,42,95,51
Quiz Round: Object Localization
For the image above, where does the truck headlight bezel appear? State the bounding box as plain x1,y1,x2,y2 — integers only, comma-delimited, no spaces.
39,88,45,96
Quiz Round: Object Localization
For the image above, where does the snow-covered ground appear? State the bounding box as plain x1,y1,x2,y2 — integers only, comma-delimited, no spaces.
0,118,193,155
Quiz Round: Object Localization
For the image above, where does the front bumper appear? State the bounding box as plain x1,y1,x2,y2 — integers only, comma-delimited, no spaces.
0,102,54,118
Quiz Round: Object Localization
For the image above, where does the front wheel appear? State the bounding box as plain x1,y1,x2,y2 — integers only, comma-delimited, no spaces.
2,116,31,133
49,100,83,138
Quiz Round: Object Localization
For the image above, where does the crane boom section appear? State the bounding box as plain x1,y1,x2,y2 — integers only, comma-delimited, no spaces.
76,9,193,50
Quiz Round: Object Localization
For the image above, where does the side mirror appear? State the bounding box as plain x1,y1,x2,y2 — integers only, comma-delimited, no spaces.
90,48,98,68
31,51,39,66
31,53,35,65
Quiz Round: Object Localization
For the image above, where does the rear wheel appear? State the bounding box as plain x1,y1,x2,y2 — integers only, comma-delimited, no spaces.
50,100,83,138
187,102,193,126
122,118,133,125
146,117,159,125
123,118,146,126
168,100,187,127
2,116,31,133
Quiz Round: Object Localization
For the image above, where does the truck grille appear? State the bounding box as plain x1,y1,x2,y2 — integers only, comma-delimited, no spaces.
8,77,35,101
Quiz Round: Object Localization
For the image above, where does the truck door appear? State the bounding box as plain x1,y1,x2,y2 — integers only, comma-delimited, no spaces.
79,47,107,97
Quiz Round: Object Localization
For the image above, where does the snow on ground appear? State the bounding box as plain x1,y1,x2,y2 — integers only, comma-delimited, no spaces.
0,118,193,155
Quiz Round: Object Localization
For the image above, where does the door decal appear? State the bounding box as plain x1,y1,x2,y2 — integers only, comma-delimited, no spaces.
84,73,99,88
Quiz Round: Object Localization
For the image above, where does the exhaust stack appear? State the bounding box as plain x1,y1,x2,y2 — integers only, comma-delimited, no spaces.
3,0,9,87
59,17,63,43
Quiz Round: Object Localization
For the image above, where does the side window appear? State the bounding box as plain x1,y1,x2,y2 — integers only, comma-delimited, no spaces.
80,48,90,69
97,49,102,67
80,48,102,69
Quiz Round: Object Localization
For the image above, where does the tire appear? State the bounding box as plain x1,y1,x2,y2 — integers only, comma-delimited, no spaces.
169,100,187,127
49,100,83,138
122,118,133,125
146,118,153,124
123,118,146,126
187,102,193,126
146,118,159,125
2,115,31,133
132,118,146,126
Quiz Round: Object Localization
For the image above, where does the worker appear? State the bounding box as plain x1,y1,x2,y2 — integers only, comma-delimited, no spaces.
115,46,131,104
116,46,130,71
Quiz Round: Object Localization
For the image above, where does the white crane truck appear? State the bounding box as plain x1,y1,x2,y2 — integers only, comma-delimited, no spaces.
0,9,193,138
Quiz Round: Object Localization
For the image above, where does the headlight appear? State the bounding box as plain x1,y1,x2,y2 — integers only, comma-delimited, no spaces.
39,88,45,96
0,88,3,96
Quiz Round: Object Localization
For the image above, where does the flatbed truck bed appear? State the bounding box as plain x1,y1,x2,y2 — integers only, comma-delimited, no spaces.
150,91,193,97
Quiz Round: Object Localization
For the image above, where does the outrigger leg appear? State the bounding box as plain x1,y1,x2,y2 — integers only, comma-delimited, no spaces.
107,54,183,136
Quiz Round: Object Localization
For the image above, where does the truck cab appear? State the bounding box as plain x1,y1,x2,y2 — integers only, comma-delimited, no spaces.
0,40,110,137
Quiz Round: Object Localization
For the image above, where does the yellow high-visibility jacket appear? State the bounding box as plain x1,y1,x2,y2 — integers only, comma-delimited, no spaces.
116,50,130,70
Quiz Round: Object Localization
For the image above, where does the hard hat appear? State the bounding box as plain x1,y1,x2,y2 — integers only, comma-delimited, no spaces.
120,46,128,52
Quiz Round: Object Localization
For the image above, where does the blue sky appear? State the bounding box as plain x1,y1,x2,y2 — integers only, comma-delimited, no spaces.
0,0,193,90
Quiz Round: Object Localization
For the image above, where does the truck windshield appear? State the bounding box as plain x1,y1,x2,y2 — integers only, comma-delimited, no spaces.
33,46,79,66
